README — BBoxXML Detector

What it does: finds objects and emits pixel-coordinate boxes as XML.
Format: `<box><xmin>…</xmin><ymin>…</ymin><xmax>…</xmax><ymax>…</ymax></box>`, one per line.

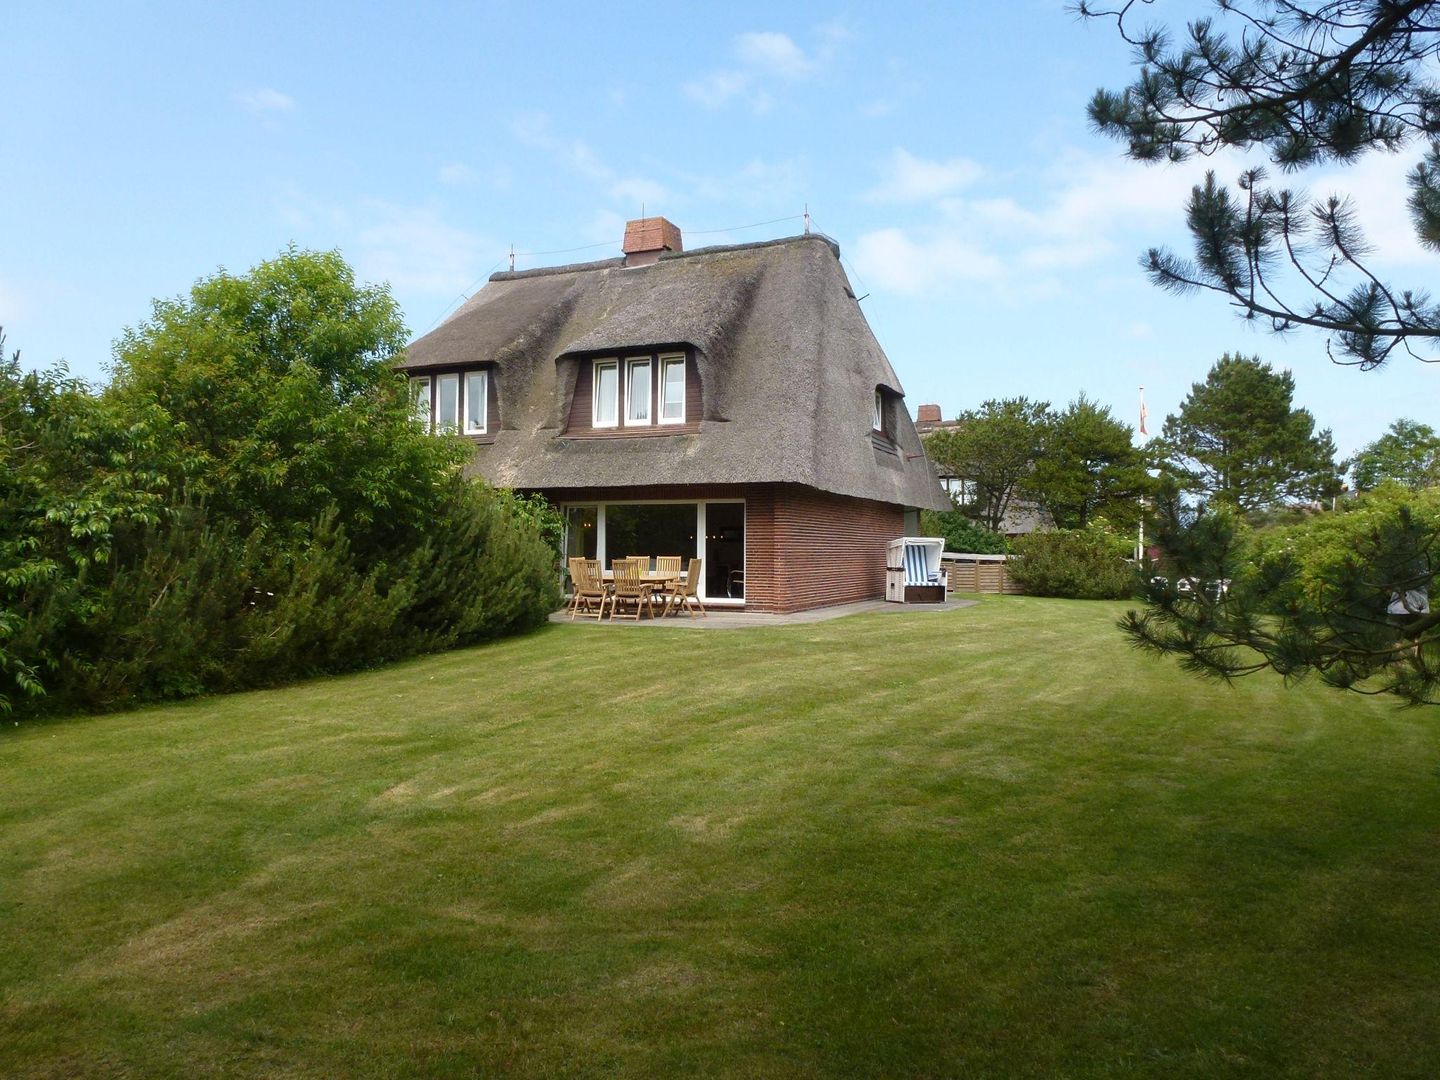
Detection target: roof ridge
<box><xmin>490</xmin><ymin>232</ymin><xmax>839</xmax><ymax>283</ymax></box>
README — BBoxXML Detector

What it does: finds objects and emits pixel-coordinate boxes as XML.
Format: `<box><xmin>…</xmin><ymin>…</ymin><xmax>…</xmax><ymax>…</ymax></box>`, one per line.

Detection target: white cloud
<box><xmin>1302</xmin><ymin>150</ymin><xmax>1430</xmax><ymax>266</ymax></box>
<box><xmin>734</xmin><ymin>31</ymin><xmax>815</xmax><ymax>79</ymax></box>
<box><xmin>685</xmin><ymin>25</ymin><xmax>843</xmax><ymax>111</ymax></box>
<box><xmin>350</xmin><ymin>201</ymin><xmax>491</xmax><ymax>298</ymax></box>
<box><xmin>851</xmin><ymin>228</ymin><xmax>1005</xmax><ymax>295</ymax></box>
<box><xmin>277</xmin><ymin>189</ymin><xmax>493</xmax><ymax>303</ymax></box>
<box><xmin>234</xmin><ymin>87</ymin><xmax>295</xmax><ymax>114</ymax></box>
<box><xmin>437</xmin><ymin>163</ymin><xmax>474</xmax><ymax>186</ymax></box>
<box><xmin>685</xmin><ymin>70</ymin><xmax>766</xmax><ymax>111</ymax></box>
<box><xmin>511</xmin><ymin>112</ymin><xmax>673</xmax><ymax>207</ymax></box>
<box><xmin>868</xmin><ymin>148</ymin><xmax>984</xmax><ymax>203</ymax></box>
<box><xmin>851</xmin><ymin>149</ymin><xmax>1231</xmax><ymax>297</ymax></box>
<box><xmin>686</xmin><ymin>158</ymin><xmax>805</xmax><ymax>206</ymax></box>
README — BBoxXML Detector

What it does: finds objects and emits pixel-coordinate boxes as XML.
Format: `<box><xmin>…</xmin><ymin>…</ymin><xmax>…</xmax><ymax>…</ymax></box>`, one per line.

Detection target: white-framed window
<box><xmin>465</xmin><ymin>370</ymin><xmax>488</xmax><ymax>435</ymax></box>
<box><xmin>625</xmin><ymin>358</ymin><xmax>652</xmax><ymax>425</ymax></box>
<box><xmin>873</xmin><ymin>389</ymin><xmax>885</xmax><ymax>433</ymax></box>
<box><xmin>942</xmin><ymin>477</ymin><xmax>977</xmax><ymax>506</ymax></box>
<box><xmin>660</xmin><ymin>355</ymin><xmax>686</xmax><ymax>424</ymax></box>
<box><xmin>593</xmin><ymin>359</ymin><xmax>619</xmax><ymax>428</ymax></box>
<box><xmin>436</xmin><ymin>373</ymin><xmax>460</xmax><ymax>432</ymax></box>
<box><xmin>410</xmin><ymin>376</ymin><xmax>432</xmax><ymax>429</ymax></box>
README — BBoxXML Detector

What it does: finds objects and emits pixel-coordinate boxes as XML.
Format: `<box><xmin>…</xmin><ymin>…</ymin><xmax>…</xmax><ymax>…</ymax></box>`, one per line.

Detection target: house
<box><xmin>913</xmin><ymin>404</ymin><xmax>1052</xmax><ymax>536</ymax></box>
<box><xmin>399</xmin><ymin>217</ymin><xmax>948</xmax><ymax>613</ymax></box>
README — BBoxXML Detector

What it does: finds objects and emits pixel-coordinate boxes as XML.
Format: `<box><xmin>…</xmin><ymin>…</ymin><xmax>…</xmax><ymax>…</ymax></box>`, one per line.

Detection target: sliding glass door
<box><xmin>561</xmin><ymin>500</ymin><xmax>745</xmax><ymax>603</ymax></box>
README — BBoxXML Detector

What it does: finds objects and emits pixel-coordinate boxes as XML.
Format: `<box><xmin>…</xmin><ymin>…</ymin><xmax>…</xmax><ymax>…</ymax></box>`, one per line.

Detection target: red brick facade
<box><xmin>536</xmin><ymin>482</ymin><xmax>905</xmax><ymax>614</ymax></box>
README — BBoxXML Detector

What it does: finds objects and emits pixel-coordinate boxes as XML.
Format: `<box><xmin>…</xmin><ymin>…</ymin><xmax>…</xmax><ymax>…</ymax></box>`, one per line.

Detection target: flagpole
<box><xmin>1137</xmin><ymin>386</ymin><xmax>1147</xmax><ymax>562</ymax></box>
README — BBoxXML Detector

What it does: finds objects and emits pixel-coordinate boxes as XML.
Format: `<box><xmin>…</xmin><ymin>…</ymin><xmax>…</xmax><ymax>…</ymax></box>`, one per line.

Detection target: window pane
<box><xmin>594</xmin><ymin>362</ymin><xmax>618</xmax><ymax>426</ymax></box>
<box><xmin>410</xmin><ymin>377</ymin><xmax>431</xmax><ymax>427</ymax></box>
<box><xmin>873</xmin><ymin>390</ymin><xmax>884</xmax><ymax>431</ymax></box>
<box><xmin>437</xmin><ymin>374</ymin><xmax>460</xmax><ymax>431</ymax></box>
<box><xmin>465</xmin><ymin>371</ymin><xmax>487</xmax><ymax>433</ymax></box>
<box><xmin>604</xmin><ymin>503</ymin><xmax>696</xmax><ymax>567</ymax></box>
<box><xmin>705</xmin><ymin>501</ymin><xmax>744</xmax><ymax>600</ymax></box>
<box><xmin>661</xmin><ymin>358</ymin><xmax>685</xmax><ymax>421</ymax></box>
<box><xmin>564</xmin><ymin>505</ymin><xmax>598</xmax><ymax>560</ymax></box>
<box><xmin>626</xmin><ymin>360</ymin><xmax>651</xmax><ymax>423</ymax></box>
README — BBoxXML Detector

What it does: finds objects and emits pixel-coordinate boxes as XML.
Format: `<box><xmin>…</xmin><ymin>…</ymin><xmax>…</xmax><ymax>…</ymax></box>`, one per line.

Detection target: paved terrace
<box><xmin>550</xmin><ymin>596</ymin><xmax>978</xmax><ymax>629</ymax></box>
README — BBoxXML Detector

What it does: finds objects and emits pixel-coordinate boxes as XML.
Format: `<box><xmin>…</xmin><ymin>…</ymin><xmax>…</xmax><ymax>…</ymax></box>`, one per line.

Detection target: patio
<box><xmin>550</xmin><ymin>595</ymin><xmax>977</xmax><ymax>628</ymax></box>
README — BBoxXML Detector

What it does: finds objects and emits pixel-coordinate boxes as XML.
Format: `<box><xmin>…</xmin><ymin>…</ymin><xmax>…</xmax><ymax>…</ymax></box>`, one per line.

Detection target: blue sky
<box><xmin>5</xmin><ymin>1</ymin><xmax>1435</xmax><ymax>458</ymax></box>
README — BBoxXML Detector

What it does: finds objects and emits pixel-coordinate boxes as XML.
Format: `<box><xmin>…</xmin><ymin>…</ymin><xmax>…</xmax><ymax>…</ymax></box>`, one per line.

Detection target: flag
<box><xmin>1138</xmin><ymin>387</ymin><xmax>1148</xmax><ymax>437</ymax></box>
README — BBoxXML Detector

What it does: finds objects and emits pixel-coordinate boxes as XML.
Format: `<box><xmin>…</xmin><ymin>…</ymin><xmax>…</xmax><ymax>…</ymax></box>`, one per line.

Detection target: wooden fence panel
<box><xmin>942</xmin><ymin>554</ymin><xmax>1025</xmax><ymax>595</ymax></box>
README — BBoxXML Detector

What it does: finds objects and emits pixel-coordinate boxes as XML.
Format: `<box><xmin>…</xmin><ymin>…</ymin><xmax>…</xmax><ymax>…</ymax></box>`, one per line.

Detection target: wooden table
<box><xmin>599</xmin><ymin>571</ymin><xmax>680</xmax><ymax>618</ymax></box>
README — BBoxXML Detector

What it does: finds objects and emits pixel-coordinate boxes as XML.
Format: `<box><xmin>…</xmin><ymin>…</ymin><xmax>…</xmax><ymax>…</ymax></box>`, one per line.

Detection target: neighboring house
<box><xmin>913</xmin><ymin>405</ymin><xmax>1052</xmax><ymax>536</ymax></box>
<box><xmin>399</xmin><ymin>217</ymin><xmax>948</xmax><ymax>613</ymax></box>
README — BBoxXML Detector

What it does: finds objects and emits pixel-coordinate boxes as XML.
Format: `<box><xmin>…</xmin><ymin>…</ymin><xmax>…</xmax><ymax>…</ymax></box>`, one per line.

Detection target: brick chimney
<box><xmin>916</xmin><ymin>404</ymin><xmax>942</xmax><ymax>425</ymax></box>
<box><xmin>622</xmin><ymin>216</ymin><xmax>683</xmax><ymax>266</ymax></box>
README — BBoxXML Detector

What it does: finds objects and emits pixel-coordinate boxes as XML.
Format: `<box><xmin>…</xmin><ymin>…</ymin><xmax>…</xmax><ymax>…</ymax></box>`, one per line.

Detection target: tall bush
<box><xmin>1008</xmin><ymin>524</ymin><xmax>1138</xmax><ymax>600</ymax></box>
<box><xmin>1</xmin><ymin>251</ymin><xmax>562</xmax><ymax>720</ymax></box>
<box><xmin>921</xmin><ymin>509</ymin><xmax>1010</xmax><ymax>555</ymax></box>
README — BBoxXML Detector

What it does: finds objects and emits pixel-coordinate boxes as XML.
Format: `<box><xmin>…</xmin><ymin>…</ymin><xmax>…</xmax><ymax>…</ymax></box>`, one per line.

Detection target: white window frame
<box><xmin>409</xmin><ymin>375</ymin><xmax>432</xmax><ymax>430</ymax></box>
<box><xmin>464</xmin><ymin>370</ymin><xmax>488</xmax><ymax>435</ymax></box>
<box><xmin>659</xmin><ymin>354</ymin><xmax>686</xmax><ymax>425</ymax></box>
<box><xmin>435</xmin><ymin>373</ymin><xmax>461</xmax><ymax>432</ymax></box>
<box><xmin>592</xmin><ymin>359</ymin><xmax>619</xmax><ymax>428</ymax></box>
<box><xmin>624</xmin><ymin>357</ymin><xmax>652</xmax><ymax>426</ymax></box>
<box><xmin>873</xmin><ymin>388</ymin><xmax>885</xmax><ymax>433</ymax></box>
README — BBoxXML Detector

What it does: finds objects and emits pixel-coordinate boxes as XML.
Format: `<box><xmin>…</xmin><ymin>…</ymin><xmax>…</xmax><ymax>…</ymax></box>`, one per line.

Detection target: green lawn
<box><xmin>3</xmin><ymin>597</ymin><xmax>1439</xmax><ymax>1079</ymax></box>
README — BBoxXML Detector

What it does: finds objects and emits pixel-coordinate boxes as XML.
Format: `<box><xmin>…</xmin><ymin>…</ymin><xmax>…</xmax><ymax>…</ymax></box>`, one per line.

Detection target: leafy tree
<box><xmin>920</xmin><ymin>509</ymin><xmax>1011</xmax><ymax>554</ymax></box>
<box><xmin>1155</xmin><ymin>353</ymin><xmax>1342</xmax><ymax>511</ymax></box>
<box><xmin>0</xmin><ymin>251</ymin><xmax>561</xmax><ymax>719</ymax></box>
<box><xmin>105</xmin><ymin>246</ymin><xmax>461</xmax><ymax>550</ymax></box>
<box><xmin>1079</xmin><ymin>0</ymin><xmax>1440</xmax><ymax>368</ymax></box>
<box><xmin>923</xmin><ymin>398</ymin><xmax>1051</xmax><ymax>532</ymax></box>
<box><xmin>1123</xmin><ymin>484</ymin><xmax>1439</xmax><ymax>705</ymax></box>
<box><xmin>0</xmin><ymin>330</ymin><xmax>165</xmax><ymax>712</ymax></box>
<box><xmin>1026</xmin><ymin>394</ymin><xmax>1149</xmax><ymax>529</ymax></box>
<box><xmin>1351</xmin><ymin>417</ymin><xmax>1440</xmax><ymax>490</ymax></box>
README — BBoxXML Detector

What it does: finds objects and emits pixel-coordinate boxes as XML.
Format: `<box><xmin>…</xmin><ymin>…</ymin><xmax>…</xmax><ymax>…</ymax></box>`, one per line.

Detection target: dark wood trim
<box><xmin>564</xmin><ymin>348</ymin><xmax>702</xmax><ymax>437</ymax></box>
<box><xmin>408</xmin><ymin>363</ymin><xmax>499</xmax><ymax>444</ymax></box>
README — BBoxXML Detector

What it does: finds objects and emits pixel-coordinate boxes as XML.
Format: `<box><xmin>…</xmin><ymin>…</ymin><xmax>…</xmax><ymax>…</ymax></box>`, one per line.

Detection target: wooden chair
<box><xmin>653</xmin><ymin>556</ymin><xmax>684</xmax><ymax>611</ymax></box>
<box><xmin>568</xmin><ymin>558</ymin><xmax>609</xmax><ymax>620</ymax></box>
<box><xmin>664</xmin><ymin>558</ymin><xmax>706</xmax><ymax>618</ymax></box>
<box><xmin>610</xmin><ymin>559</ymin><xmax>655</xmax><ymax>620</ymax></box>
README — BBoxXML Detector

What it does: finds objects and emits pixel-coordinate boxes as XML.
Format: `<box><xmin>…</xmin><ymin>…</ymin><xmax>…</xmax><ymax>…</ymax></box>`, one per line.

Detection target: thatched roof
<box><xmin>401</xmin><ymin>233</ymin><xmax>949</xmax><ymax>510</ymax></box>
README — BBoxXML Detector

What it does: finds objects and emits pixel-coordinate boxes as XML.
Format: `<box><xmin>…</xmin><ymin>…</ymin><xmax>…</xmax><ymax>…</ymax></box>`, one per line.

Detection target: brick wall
<box><xmin>749</xmin><ymin>484</ymin><xmax>903</xmax><ymax>612</ymax></box>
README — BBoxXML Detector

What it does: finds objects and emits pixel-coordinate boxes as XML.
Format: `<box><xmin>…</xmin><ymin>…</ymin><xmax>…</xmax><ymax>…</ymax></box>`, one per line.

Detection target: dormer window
<box><xmin>436</xmin><ymin>373</ymin><xmax>460</xmax><ymax>432</ymax></box>
<box><xmin>625</xmin><ymin>358</ymin><xmax>652</xmax><ymax>425</ymax></box>
<box><xmin>410</xmin><ymin>376</ymin><xmax>432</xmax><ymax>427</ymax></box>
<box><xmin>873</xmin><ymin>389</ymin><xmax>885</xmax><ymax>434</ymax></box>
<box><xmin>408</xmin><ymin>369</ymin><xmax>495</xmax><ymax>437</ymax></box>
<box><xmin>465</xmin><ymin>370</ymin><xmax>489</xmax><ymax>435</ymax></box>
<box><xmin>565</xmin><ymin>352</ymin><xmax>696</xmax><ymax>436</ymax></box>
<box><xmin>593</xmin><ymin>359</ymin><xmax>620</xmax><ymax>428</ymax></box>
<box><xmin>660</xmin><ymin>354</ymin><xmax>686</xmax><ymax>424</ymax></box>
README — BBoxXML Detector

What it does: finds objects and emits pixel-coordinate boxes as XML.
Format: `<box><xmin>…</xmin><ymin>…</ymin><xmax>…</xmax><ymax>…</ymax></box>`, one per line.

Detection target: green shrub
<box><xmin>1248</xmin><ymin>484</ymin><xmax>1440</xmax><ymax>608</ymax></box>
<box><xmin>920</xmin><ymin>509</ymin><xmax>1010</xmax><ymax>555</ymax></box>
<box><xmin>1008</xmin><ymin>525</ymin><xmax>1138</xmax><ymax>599</ymax></box>
<box><xmin>1</xmin><ymin>251</ymin><xmax>565</xmax><ymax>721</ymax></box>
